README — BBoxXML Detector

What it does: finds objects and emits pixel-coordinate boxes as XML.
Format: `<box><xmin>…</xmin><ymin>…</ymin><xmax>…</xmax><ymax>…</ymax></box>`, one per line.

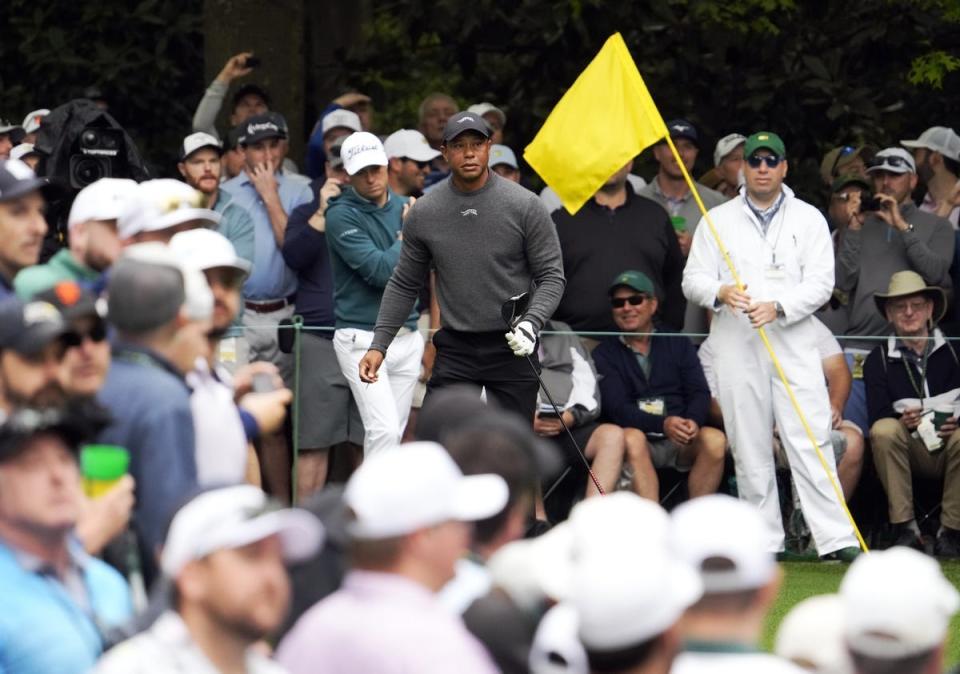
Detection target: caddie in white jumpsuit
<box><xmin>682</xmin><ymin>131</ymin><xmax>858</xmax><ymax>556</ymax></box>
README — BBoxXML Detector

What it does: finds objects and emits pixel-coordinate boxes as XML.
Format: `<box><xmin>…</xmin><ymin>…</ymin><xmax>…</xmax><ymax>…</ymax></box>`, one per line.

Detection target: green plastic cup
<box><xmin>80</xmin><ymin>444</ymin><xmax>129</xmax><ymax>498</ymax></box>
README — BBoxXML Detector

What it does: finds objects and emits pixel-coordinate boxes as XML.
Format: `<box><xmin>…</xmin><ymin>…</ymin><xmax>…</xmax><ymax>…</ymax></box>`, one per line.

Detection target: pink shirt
<box><xmin>276</xmin><ymin>570</ymin><xmax>500</xmax><ymax>674</ymax></box>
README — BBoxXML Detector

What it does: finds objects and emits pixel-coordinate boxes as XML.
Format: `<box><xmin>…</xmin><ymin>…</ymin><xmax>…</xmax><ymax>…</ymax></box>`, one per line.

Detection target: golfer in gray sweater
<box><xmin>360</xmin><ymin>112</ymin><xmax>565</xmax><ymax>418</ymax></box>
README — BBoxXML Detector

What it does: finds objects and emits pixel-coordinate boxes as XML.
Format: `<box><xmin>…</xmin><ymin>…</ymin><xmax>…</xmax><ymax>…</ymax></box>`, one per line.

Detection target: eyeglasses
<box><xmin>402</xmin><ymin>158</ymin><xmax>431</xmax><ymax>170</ymax></box>
<box><xmin>746</xmin><ymin>154</ymin><xmax>783</xmax><ymax>169</ymax></box>
<box><xmin>887</xmin><ymin>299</ymin><xmax>930</xmax><ymax>315</ymax></box>
<box><xmin>62</xmin><ymin>321</ymin><xmax>108</xmax><ymax>348</ymax></box>
<box><xmin>611</xmin><ymin>294</ymin><xmax>650</xmax><ymax>309</ymax></box>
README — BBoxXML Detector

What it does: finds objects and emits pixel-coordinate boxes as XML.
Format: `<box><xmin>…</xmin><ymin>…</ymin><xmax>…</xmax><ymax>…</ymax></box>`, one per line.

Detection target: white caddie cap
<box><xmin>118</xmin><ymin>178</ymin><xmax>220</xmax><ymax>240</ymax></box>
<box><xmin>383</xmin><ymin>129</ymin><xmax>441</xmax><ymax>162</ymax></box>
<box><xmin>21</xmin><ymin>109</ymin><xmax>50</xmax><ymax>135</ymax></box>
<box><xmin>900</xmin><ymin>126</ymin><xmax>960</xmax><ymax>161</ymax></box>
<box><xmin>340</xmin><ymin>131</ymin><xmax>389</xmax><ymax>177</ymax></box>
<box><xmin>572</xmin><ymin>546</ymin><xmax>702</xmax><ymax>652</ymax></box>
<box><xmin>344</xmin><ymin>441</ymin><xmax>508</xmax><ymax>539</ymax></box>
<box><xmin>161</xmin><ymin>485</ymin><xmax>323</xmax><ymax>578</ymax></box>
<box><xmin>180</xmin><ymin>131</ymin><xmax>223</xmax><ymax>161</ymax></box>
<box><xmin>67</xmin><ymin>177</ymin><xmax>139</xmax><ymax>230</ymax></box>
<box><xmin>714</xmin><ymin>133</ymin><xmax>746</xmax><ymax>167</ymax></box>
<box><xmin>670</xmin><ymin>494</ymin><xmax>776</xmax><ymax>593</ymax></box>
<box><xmin>489</xmin><ymin>144</ymin><xmax>519</xmax><ymax>170</ymax></box>
<box><xmin>866</xmin><ymin>147</ymin><xmax>916</xmax><ymax>175</ymax></box>
<box><xmin>169</xmin><ymin>228</ymin><xmax>252</xmax><ymax>278</ymax></box>
<box><xmin>775</xmin><ymin>594</ymin><xmax>854</xmax><ymax>674</ymax></box>
<box><xmin>467</xmin><ymin>102</ymin><xmax>506</xmax><ymax>127</ymax></box>
<box><xmin>840</xmin><ymin>546</ymin><xmax>959</xmax><ymax>659</ymax></box>
<box><xmin>321</xmin><ymin>109</ymin><xmax>362</xmax><ymax>138</ymax></box>
<box><xmin>10</xmin><ymin>143</ymin><xmax>39</xmax><ymax>162</ymax></box>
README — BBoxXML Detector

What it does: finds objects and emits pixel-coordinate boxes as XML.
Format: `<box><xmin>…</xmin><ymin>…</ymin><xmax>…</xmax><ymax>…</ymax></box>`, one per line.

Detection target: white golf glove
<box><xmin>505</xmin><ymin>320</ymin><xmax>537</xmax><ymax>357</ymax></box>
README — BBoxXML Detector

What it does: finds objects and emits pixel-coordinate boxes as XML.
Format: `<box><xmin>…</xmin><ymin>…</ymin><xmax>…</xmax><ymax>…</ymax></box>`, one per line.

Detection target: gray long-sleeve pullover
<box><xmin>836</xmin><ymin>203</ymin><xmax>954</xmax><ymax>349</ymax></box>
<box><xmin>371</xmin><ymin>172</ymin><xmax>565</xmax><ymax>352</ymax></box>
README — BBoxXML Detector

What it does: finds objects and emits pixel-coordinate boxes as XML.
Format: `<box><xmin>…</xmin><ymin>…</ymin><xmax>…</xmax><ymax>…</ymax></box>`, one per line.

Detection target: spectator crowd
<box><xmin>2</xmin><ymin>48</ymin><xmax>960</xmax><ymax>673</ymax></box>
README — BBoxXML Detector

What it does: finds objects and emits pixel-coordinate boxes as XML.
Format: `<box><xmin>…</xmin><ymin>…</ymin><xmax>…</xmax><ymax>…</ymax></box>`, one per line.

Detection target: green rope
<box><xmin>290</xmin><ymin>315</ymin><xmax>304</xmax><ymax>504</ymax></box>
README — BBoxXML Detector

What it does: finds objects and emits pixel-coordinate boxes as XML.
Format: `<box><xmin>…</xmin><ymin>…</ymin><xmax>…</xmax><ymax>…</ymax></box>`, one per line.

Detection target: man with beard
<box><xmin>177</xmin><ymin>132</ymin><xmax>255</xmax><ymax>269</ymax></box>
<box><xmin>0</xmin><ymin>296</ymin><xmax>72</xmax><ymax>412</ymax></box>
<box><xmin>171</xmin><ymin>229</ymin><xmax>292</xmax><ymax>486</ymax></box>
<box><xmin>15</xmin><ymin>178</ymin><xmax>137</xmax><ymax>297</ymax></box>
<box><xmin>0</xmin><ymin>159</ymin><xmax>53</xmax><ymax>299</ymax></box>
<box><xmin>95</xmin><ymin>485</ymin><xmax>323</xmax><ymax>674</ymax></box>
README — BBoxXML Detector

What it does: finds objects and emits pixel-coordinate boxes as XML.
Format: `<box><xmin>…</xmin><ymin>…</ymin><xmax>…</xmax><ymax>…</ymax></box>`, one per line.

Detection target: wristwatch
<box><xmin>774</xmin><ymin>301</ymin><xmax>785</xmax><ymax>319</ymax></box>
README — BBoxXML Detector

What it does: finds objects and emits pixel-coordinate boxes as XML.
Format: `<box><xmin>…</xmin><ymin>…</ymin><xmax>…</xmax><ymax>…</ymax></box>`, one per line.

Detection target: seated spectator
<box><xmin>864</xmin><ymin>271</ymin><xmax>960</xmax><ymax>555</ymax></box>
<box><xmin>489</xmin><ymin>144</ymin><xmax>521</xmax><ymax>183</ymax></box>
<box><xmin>836</xmin><ymin>148</ymin><xmax>954</xmax><ymax>435</ymax></box>
<box><xmin>95</xmin><ymin>485</ymin><xmax>322</xmax><ymax>674</ymax></box>
<box><xmin>0</xmin><ymin>296</ymin><xmax>73</xmax><ymax>411</ymax></box>
<box><xmin>840</xmin><ymin>548</ymin><xmax>958</xmax><ymax>674</ymax></box>
<box><xmin>670</xmin><ymin>495</ymin><xmax>804</xmax><ymax>673</ymax></box>
<box><xmin>118</xmin><ymin>178</ymin><xmax>221</xmax><ymax>245</ymax></box>
<box><xmin>536</xmin><ymin>319</ymin><xmax>636</xmax><ymax>499</ymax></box>
<box><xmin>0</xmin><ymin>405</ymin><xmax>132</xmax><ymax>673</ymax></box>
<box><xmin>593</xmin><ymin>271</ymin><xmax>726</xmax><ymax>500</ymax></box>
<box><xmin>97</xmin><ymin>245</ymin><xmax>212</xmax><ymax>582</ymax></box>
<box><xmin>903</xmin><ymin>126</ymin><xmax>960</xmax><ymax>227</ymax></box>
<box><xmin>384</xmin><ymin>128</ymin><xmax>440</xmax><ymax>197</ymax></box>
<box><xmin>15</xmin><ymin>178</ymin><xmax>136</xmax><ymax>297</ymax></box>
<box><xmin>0</xmin><ymin>158</ymin><xmax>52</xmax><ymax>298</ymax></box>
<box><xmin>638</xmin><ymin>119</ymin><xmax>726</xmax><ymax>337</ymax></box>
<box><xmin>276</xmin><ymin>442</ymin><xmax>506</xmax><ymax>673</ymax></box>
<box><xmin>819</xmin><ymin>144</ymin><xmax>871</xmax><ymax>189</ymax></box>
<box><xmin>176</xmin><ymin>132</ymin><xmax>255</xmax><ymax>268</ymax></box>
<box><xmin>467</xmin><ymin>102</ymin><xmax>506</xmax><ymax>145</ymax></box>
<box><xmin>552</xmin><ymin>159</ymin><xmax>686</xmax><ymax>335</ymax></box>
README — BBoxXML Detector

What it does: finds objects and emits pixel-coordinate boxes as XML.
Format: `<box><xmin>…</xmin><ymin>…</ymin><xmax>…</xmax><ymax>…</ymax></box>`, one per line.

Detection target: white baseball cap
<box><xmin>866</xmin><ymin>147</ymin><xmax>916</xmax><ymax>175</ymax></box>
<box><xmin>321</xmin><ymin>109</ymin><xmax>362</xmax><ymax>138</ymax></box>
<box><xmin>67</xmin><ymin>177</ymin><xmax>139</xmax><ymax>229</ymax></box>
<box><xmin>775</xmin><ymin>594</ymin><xmax>854</xmax><ymax>674</ymax></box>
<box><xmin>572</xmin><ymin>546</ymin><xmax>702</xmax><ymax>652</ymax></box>
<box><xmin>714</xmin><ymin>133</ymin><xmax>746</xmax><ymax>166</ymax></box>
<box><xmin>10</xmin><ymin>143</ymin><xmax>38</xmax><ymax>162</ymax></box>
<box><xmin>119</xmin><ymin>242</ymin><xmax>214</xmax><ymax>323</ymax></box>
<box><xmin>180</xmin><ymin>131</ymin><xmax>223</xmax><ymax>160</ymax></box>
<box><xmin>21</xmin><ymin>109</ymin><xmax>49</xmax><ymax>135</ymax></box>
<box><xmin>344</xmin><ymin>441</ymin><xmax>508</xmax><ymax>539</ymax></box>
<box><xmin>670</xmin><ymin>494</ymin><xmax>775</xmax><ymax>593</ymax></box>
<box><xmin>841</xmin><ymin>546</ymin><xmax>959</xmax><ymax>659</ymax></box>
<box><xmin>383</xmin><ymin>129</ymin><xmax>440</xmax><ymax>162</ymax></box>
<box><xmin>489</xmin><ymin>144</ymin><xmax>518</xmax><ymax>169</ymax></box>
<box><xmin>169</xmin><ymin>228</ymin><xmax>252</xmax><ymax>278</ymax></box>
<box><xmin>467</xmin><ymin>102</ymin><xmax>506</xmax><ymax>127</ymax></box>
<box><xmin>118</xmin><ymin>178</ymin><xmax>220</xmax><ymax>239</ymax></box>
<box><xmin>901</xmin><ymin>126</ymin><xmax>960</xmax><ymax>161</ymax></box>
<box><xmin>340</xmin><ymin>131</ymin><xmax>389</xmax><ymax>177</ymax></box>
<box><xmin>161</xmin><ymin>485</ymin><xmax>323</xmax><ymax>577</ymax></box>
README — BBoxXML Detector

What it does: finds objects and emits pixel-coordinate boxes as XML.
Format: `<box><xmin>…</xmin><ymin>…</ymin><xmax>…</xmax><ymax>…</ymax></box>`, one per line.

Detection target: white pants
<box><xmin>333</xmin><ymin>327</ymin><xmax>424</xmax><ymax>457</ymax></box>
<box><xmin>713</xmin><ymin>313</ymin><xmax>857</xmax><ymax>555</ymax></box>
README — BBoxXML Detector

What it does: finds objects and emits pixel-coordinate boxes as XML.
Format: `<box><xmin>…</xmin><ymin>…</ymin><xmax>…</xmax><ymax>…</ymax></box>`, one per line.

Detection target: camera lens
<box><xmin>81</xmin><ymin>130</ymin><xmax>98</xmax><ymax>147</ymax></box>
<box><xmin>72</xmin><ymin>157</ymin><xmax>106</xmax><ymax>187</ymax></box>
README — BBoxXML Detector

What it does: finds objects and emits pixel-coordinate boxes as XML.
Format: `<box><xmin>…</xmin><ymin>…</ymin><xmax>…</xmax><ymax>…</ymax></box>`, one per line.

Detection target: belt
<box><xmin>244</xmin><ymin>296</ymin><xmax>294</xmax><ymax>313</ymax></box>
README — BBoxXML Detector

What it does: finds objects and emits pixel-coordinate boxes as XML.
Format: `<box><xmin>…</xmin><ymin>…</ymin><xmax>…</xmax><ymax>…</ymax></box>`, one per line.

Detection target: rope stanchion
<box><xmin>290</xmin><ymin>315</ymin><xmax>304</xmax><ymax>505</ymax></box>
<box><xmin>663</xmin><ymin>134</ymin><xmax>869</xmax><ymax>553</ymax></box>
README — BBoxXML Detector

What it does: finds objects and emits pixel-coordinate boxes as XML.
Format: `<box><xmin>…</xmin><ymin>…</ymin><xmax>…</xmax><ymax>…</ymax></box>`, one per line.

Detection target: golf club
<box><xmin>501</xmin><ymin>293</ymin><xmax>605</xmax><ymax>495</ymax></box>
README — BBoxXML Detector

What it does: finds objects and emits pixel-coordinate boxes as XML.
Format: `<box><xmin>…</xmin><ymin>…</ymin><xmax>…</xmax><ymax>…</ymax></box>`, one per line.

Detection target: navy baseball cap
<box><xmin>0</xmin><ymin>297</ymin><xmax>70</xmax><ymax>356</ymax></box>
<box><xmin>442</xmin><ymin>112</ymin><xmax>491</xmax><ymax>143</ymax></box>
<box><xmin>666</xmin><ymin>119</ymin><xmax>699</xmax><ymax>147</ymax></box>
<box><xmin>237</xmin><ymin>113</ymin><xmax>286</xmax><ymax>146</ymax></box>
<box><xmin>0</xmin><ymin>159</ymin><xmax>50</xmax><ymax>203</ymax></box>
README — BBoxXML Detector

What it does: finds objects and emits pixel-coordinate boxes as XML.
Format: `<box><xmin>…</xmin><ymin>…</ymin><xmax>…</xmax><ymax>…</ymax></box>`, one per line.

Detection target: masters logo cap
<box><xmin>608</xmin><ymin>270</ymin><xmax>656</xmax><ymax>296</ymax></box>
<box><xmin>744</xmin><ymin>131</ymin><xmax>786</xmax><ymax>158</ymax></box>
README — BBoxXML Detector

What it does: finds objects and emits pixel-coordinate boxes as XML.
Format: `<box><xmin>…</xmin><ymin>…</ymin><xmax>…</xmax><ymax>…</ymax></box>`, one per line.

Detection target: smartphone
<box><xmin>244</xmin><ymin>55</ymin><xmax>262</xmax><ymax>69</ymax></box>
<box><xmin>251</xmin><ymin>372</ymin><xmax>276</xmax><ymax>393</ymax></box>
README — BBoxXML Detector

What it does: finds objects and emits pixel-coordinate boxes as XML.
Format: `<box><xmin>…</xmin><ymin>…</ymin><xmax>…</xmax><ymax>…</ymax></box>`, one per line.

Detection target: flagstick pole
<box><xmin>663</xmin><ymin>134</ymin><xmax>869</xmax><ymax>553</ymax></box>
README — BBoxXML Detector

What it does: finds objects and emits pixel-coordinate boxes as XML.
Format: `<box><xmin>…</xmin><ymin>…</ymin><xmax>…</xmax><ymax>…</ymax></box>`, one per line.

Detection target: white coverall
<box><xmin>682</xmin><ymin>186</ymin><xmax>857</xmax><ymax>554</ymax></box>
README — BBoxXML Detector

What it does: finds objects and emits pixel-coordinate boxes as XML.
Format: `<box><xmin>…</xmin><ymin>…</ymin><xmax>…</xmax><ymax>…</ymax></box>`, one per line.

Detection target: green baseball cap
<box><xmin>744</xmin><ymin>131</ymin><xmax>786</xmax><ymax>159</ymax></box>
<box><xmin>831</xmin><ymin>173</ymin><xmax>871</xmax><ymax>193</ymax></box>
<box><xmin>609</xmin><ymin>270</ymin><xmax>655</xmax><ymax>296</ymax></box>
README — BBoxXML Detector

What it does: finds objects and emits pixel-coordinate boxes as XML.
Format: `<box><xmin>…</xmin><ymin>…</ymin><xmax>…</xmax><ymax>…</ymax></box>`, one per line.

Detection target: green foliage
<box><xmin>0</xmin><ymin>0</ymin><xmax>203</xmax><ymax>176</ymax></box>
<box><xmin>337</xmin><ymin>0</ymin><xmax>959</xmax><ymax>201</ymax></box>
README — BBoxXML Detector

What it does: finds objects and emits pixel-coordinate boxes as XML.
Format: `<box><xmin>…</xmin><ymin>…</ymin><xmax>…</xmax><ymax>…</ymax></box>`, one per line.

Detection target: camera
<box><xmin>244</xmin><ymin>55</ymin><xmax>261</xmax><ymax>69</ymax></box>
<box><xmin>68</xmin><ymin>127</ymin><xmax>126</xmax><ymax>188</ymax></box>
<box><xmin>859</xmin><ymin>195</ymin><xmax>883</xmax><ymax>212</ymax></box>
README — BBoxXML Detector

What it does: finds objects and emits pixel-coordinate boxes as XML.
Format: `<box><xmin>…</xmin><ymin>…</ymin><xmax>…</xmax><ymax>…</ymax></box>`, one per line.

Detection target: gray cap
<box><xmin>108</xmin><ymin>256</ymin><xmax>185</xmax><ymax>335</ymax></box>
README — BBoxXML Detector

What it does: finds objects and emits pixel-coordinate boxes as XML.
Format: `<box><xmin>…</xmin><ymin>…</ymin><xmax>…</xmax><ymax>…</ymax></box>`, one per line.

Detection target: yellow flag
<box><xmin>524</xmin><ymin>33</ymin><xmax>668</xmax><ymax>214</ymax></box>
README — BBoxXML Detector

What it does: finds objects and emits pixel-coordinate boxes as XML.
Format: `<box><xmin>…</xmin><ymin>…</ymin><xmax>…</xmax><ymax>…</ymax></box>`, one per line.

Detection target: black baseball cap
<box><xmin>0</xmin><ymin>297</ymin><xmax>69</xmax><ymax>356</ymax></box>
<box><xmin>33</xmin><ymin>281</ymin><xmax>103</xmax><ymax>322</ymax></box>
<box><xmin>666</xmin><ymin>119</ymin><xmax>699</xmax><ymax>146</ymax></box>
<box><xmin>238</xmin><ymin>113</ymin><xmax>286</xmax><ymax>147</ymax></box>
<box><xmin>232</xmin><ymin>83</ymin><xmax>271</xmax><ymax>110</ymax></box>
<box><xmin>0</xmin><ymin>404</ymin><xmax>108</xmax><ymax>464</ymax></box>
<box><xmin>441</xmin><ymin>112</ymin><xmax>491</xmax><ymax>143</ymax></box>
<box><xmin>0</xmin><ymin>159</ymin><xmax>50</xmax><ymax>203</ymax></box>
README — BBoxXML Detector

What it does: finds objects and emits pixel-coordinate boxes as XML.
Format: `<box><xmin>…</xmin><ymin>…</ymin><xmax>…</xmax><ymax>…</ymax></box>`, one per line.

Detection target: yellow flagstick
<box><xmin>663</xmin><ymin>134</ymin><xmax>869</xmax><ymax>554</ymax></box>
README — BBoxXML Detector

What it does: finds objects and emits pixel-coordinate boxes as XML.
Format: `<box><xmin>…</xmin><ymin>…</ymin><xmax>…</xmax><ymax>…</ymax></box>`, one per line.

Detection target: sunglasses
<box><xmin>869</xmin><ymin>156</ymin><xmax>913</xmax><ymax>171</ymax></box>
<box><xmin>611</xmin><ymin>294</ymin><xmax>650</xmax><ymax>309</ymax></box>
<box><xmin>830</xmin><ymin>145</ymin><xmax>857</xmax><ymax>176</ymax></box>
<box><xmin>62</xmin><ymin>320</ymin><xmax>108</xmax><ymax>348</ymax></box>
<box><xmin>746</xmin><ymin>154</ymin><xmax>783</xmax><ymax>169</ymax></box>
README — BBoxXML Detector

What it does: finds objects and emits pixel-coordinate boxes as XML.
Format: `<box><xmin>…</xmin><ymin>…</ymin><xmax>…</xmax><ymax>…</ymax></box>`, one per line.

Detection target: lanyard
<box><xmin>902</xmin><ymin>342</ymin><xmax>931</xmax><ymax>399</ymax></box>
<box><xmin>746</xmin><ymin>194</ymin><xmax>788</xmax><ymax>265</ymax></box>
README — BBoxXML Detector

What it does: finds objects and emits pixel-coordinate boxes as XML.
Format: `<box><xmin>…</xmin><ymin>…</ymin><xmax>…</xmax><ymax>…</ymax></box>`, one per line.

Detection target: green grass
<box><xmin>762</xmin><ymin>560</ymin><xmax>960</xmax><ymax>664</ymax></box>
